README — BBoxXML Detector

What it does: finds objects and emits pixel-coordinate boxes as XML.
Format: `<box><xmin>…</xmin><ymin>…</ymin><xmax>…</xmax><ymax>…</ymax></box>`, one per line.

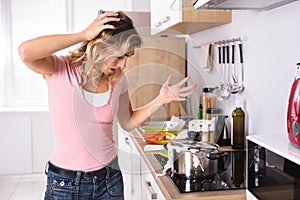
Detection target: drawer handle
<box><xmin>145</xmin><ymin>181</ymin><xmax>158</xmax><ymax>199</ymax></box>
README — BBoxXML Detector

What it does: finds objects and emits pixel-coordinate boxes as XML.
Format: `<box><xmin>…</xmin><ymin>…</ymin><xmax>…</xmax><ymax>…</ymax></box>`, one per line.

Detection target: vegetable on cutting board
<box><xmin>142</xmin><ymin>131</ymin><xmax>176</xmax><ymax>145</ymax></box>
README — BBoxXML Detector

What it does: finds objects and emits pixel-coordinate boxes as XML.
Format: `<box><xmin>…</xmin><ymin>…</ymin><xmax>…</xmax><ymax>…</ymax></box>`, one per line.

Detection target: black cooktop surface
<box><xmin>154</xmin><ymin>150</ymin><xmax>246</xmax><ymax>193</ymax></box>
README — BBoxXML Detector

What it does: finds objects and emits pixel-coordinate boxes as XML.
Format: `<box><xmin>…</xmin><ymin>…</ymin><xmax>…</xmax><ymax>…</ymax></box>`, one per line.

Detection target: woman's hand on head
<box><xmin>158</xmin><ymin>75</ymin><xmax>197</xmax><ymax>105</ymax></box>
<box><xmin>81</xmin><ymin>12</ymin><xmax>120</xmax><ymax>41</ymax></box>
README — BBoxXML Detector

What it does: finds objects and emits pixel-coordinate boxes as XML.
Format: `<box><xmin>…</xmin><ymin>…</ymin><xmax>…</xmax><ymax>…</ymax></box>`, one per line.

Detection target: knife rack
<box><xmin>193</xmin><ymin>35</ymin><xmax>247</xmax><ymax>48</ymax></box>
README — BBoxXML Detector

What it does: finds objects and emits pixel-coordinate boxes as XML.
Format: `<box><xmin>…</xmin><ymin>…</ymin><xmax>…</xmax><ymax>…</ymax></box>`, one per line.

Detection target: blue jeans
<box><xmin>44</xmin><ymin>158</ymin><xmax>124</xmax><ymax>200</ymax></box>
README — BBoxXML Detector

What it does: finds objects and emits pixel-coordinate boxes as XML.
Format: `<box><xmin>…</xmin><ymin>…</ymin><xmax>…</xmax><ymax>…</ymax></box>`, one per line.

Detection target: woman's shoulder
<box><xmin>49</xmin><ymin>54</ymin><xmax>81</xmax><ymax>82</ymax></box>
<box><xmin>52</xmin><ymin>54</ymin><xmax>68</xmax><ymax>69</ymax></box>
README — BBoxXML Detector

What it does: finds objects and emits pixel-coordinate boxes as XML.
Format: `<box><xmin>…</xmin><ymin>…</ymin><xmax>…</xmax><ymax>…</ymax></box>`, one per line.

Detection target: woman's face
<box><xmin>103</xmin><ymin>51</ymin><xmax>134</xmax><ymax>75</ymax></box>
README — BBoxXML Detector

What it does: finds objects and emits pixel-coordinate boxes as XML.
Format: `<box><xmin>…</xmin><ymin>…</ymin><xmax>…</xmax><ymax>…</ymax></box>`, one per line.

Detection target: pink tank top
<box><xmin>46</xmin><ymin>55</ymin><xmax>128</xmax><ymax>172</ymax></box>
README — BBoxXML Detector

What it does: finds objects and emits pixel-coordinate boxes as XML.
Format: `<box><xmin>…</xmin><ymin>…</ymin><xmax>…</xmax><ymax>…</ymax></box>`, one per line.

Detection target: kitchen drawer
<box><xmin>141</xmin><ymin>158</ymin><xmax>166</xmax><ymax>200</ymax></box>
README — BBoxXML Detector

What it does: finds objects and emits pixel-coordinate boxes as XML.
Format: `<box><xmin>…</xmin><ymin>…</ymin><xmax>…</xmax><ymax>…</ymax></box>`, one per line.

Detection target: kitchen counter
<box><xmin>247</xmin><ymin>134</ymin><xmax>300</xmax><ymax>165</ymax></box>
<box><xmin>131</xmin><ymin>128</ymin><xmax>246</xmax><ymax>200</ymax></box>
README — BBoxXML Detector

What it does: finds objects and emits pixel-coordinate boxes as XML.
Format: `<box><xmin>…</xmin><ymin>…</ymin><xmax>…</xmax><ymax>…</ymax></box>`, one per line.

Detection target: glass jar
<box><xmin>202</xmin><ymin>87</ymin><xmax>217</xmax><ymax>120</ymax></box>
<box><xmin>206</xmin><ymin>108</ymin><xmax>223</xmax><ymax>143</ymax></box>
<box><xmin>188</xmin><ymin>119</ymin><xmax>213</xmax><ymax>143</ymax></box>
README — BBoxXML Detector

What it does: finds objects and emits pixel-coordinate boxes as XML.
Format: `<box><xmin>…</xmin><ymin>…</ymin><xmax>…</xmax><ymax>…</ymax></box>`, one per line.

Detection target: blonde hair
<box><xmin>67</xmin><ymin>11</ymin><xmax>142</xmax><ymax>88</ymax></box>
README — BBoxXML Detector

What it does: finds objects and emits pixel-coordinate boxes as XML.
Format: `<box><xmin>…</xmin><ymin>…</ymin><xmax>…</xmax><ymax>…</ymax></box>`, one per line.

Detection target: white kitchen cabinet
<box><xmin>151</xmin><ymin>0</ymin><xmax>231</xmax><ymax>35</ymax></box>
<box><xmin>117</xmin><ymin>124</ymin><xmax>141</xmax><ymax>200</ymax></box>
<box><xmin>31</xmin><ymin>112</ymin><xmax>53</xmax><ymax>173</ymax></box>
<box><xmin>141</xmin><ymin>158</ymin><xmax>166</xmax><ymax>200</ymax></box>
<box><xmin>117</xmin><ymin>124</ymin><xmax>166</xmax><ymax>200</ymax></box>
<box><xmin>0</xmin><ymin>111</ymin><xmax>53</xmax><ymax>175</ymax></box>
<box><xmin>247</xmin><ymin>134</ymin><xmax>300</xmax><ymax>200</ymax></box>
<box><xmin>151</xmin><ymin>0</ymin><xmax>181</xmax><ymax>35</ymax></box>
<box><xmin>0</xmin><ymin>113</ymin><xmax>32</xmax><ymax>174</ymax></box>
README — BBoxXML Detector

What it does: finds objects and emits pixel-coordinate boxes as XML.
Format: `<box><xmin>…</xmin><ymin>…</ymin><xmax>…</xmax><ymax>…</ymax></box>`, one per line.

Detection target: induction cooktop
<box><xmin>154</xmin><ymin>150</ymin><xmax>246</xmax><ymax>193</ymax></box>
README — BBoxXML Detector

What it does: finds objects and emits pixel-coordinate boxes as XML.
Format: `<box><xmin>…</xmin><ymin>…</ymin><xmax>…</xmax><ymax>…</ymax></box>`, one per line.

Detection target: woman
<box><xmin>18</xmin><ymin>11</ymin><xmax>196</xmax><ymax>199</ymax></box>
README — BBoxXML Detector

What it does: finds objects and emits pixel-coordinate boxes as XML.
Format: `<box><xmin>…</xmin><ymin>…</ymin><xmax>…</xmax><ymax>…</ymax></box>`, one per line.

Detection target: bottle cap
<box><xmin>202</xmin><ymin>87</ymin><xmax>215</xmax><ymax>93</ymax></box>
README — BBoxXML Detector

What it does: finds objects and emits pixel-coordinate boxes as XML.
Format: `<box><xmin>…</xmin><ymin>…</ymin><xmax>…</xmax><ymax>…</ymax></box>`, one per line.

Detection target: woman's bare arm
<box><xmin>117</xmin><ymin>75</ymin><xmax>196</xmax><ymax>131</ymax></box>
<box><xmin>18</xmin><ymin>12</ymin><xmax>120</xmax><ymax>78</ymax></box>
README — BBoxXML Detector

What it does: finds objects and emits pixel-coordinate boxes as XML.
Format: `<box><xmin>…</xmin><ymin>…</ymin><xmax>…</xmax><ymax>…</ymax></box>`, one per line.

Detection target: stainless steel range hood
<box><xmin>193</xmin><ymin>0</ymin><xmax>299</xmax><ymax>10</ymax></box>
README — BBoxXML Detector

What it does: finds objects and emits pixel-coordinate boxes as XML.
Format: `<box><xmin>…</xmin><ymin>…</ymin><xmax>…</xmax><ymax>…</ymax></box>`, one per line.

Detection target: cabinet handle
<box><xmin>124</xmin><ymin>137</ymin><xmax>131</xmax><ymax>146</ymax></box>
<box><xmin>154</xmin><ymin>16</ymin><xmax>171</xmax><ymax>27</ymax></box>
<box><xmin>144</xmin><ymin>181</ymin><xmax>158</xmax><ymax>200</ymax></box>
<box><xmin>161</xmin><ymin>16</ymin><xmax>170</xmax><ymax>23</ymax></box>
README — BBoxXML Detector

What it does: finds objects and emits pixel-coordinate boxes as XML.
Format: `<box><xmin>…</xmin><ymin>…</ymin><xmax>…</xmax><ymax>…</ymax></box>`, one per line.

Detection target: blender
<box><xmin>287</xmin><ymin>62</ymin><xmax>300</xmax><ymax>147</ymax></box>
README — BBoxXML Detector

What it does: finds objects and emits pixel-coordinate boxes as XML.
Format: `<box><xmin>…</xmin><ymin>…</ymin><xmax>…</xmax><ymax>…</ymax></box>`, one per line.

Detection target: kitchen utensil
<box><xmin>214</xmin><ymin>45</ymin><xmax>224</xmax><ymax>101</ymax></box>
<box><xmin>231</xmin><ymin>43</ymin><xmax>245</xmax><ymax>94</ymax></box>
<box><xmin>239</xmin><ymin>43</ymin><xmax>245</xmax><ymax>91</ymax></box>
<box><xmin>226</xmin><ymin>45</ymin><xmax>230</xmax><ymax>84</ymax></box>
<box><xmin>287</xmin><ymin>62</ymin><xmax>300</xmax><ymax>147</ymax></box>
<box><xmin>168</xmin><ymin>139</ymin><xmax>228</xmax><ymax>179</ymax></box>
<box><xmin>218</xmin><ymin>45</ymin><xmax>231</xmax><ymax>100</ymax></box>
<box><xmin>231</xmin><ymin>44</ymin><xmax>238</xmax><ymax>84</ymax></box>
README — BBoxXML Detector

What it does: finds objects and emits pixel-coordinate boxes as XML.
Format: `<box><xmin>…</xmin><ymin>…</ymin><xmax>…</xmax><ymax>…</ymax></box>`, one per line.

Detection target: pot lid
<box><xmin>169</xmin><ymin>138</ymin><xmax>218</xmax><ymax>151</ymax></box>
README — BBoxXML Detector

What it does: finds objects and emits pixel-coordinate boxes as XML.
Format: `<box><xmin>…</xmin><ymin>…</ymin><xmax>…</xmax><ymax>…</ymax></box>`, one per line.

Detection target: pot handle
<box><xmin>207</xmin><ymin>151</ymin><xmax>228</xmax><ymax>160</ymax></box>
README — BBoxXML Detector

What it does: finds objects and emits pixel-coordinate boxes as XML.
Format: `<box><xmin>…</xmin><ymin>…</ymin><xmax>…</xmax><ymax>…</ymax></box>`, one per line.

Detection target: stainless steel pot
<box><xmin>168</xmin><ymin>139</ymin><xmax>227</xmax><ymax>179</ymax></box>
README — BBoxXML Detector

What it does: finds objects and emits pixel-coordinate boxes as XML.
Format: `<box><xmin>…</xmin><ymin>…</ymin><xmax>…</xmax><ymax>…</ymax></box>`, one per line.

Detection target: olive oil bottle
<box><xmin>232</xmin><ymin>100</ymin><xmax>245</xmax><ymax>149</ymax></box>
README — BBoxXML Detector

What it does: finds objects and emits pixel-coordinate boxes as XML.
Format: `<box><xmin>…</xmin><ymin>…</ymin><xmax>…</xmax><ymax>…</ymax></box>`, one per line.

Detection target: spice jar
<box><xmin>202</xmin><ymin>87</ymin><xmax>217</xmax><ymax>120</ymax></box>
<box><xmin>188</xmin><ymin>119</ymin><xmax>213</xmax><ymax>143</ymax></box>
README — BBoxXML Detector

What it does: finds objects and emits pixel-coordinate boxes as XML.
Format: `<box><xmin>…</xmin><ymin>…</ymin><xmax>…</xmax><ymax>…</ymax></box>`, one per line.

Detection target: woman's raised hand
<box><xmin>158</xmin><ymin>75</ymin><xmax>197</xmax><ymax>105</ymax></box>
<box><xmin>81</xmin><ymin>12</ymin><xmax>120</xmax><ymax>41</ymax></box>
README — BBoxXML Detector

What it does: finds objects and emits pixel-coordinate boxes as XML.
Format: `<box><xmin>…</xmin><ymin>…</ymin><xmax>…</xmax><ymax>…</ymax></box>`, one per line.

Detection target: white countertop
<box><xmin>247</xmin><ymin>134</ymin><xmax>300</xmax><ymax>165</ymax></box>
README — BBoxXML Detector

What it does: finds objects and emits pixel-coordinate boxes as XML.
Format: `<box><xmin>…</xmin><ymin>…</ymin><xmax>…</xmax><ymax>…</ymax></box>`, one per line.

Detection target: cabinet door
<box><xmin>117</xmin><ymin>126</ymin><xmax>133</xmax><ymax>199</ymax></box>
<box><xmin>141</xmin><ymin>158</ymin><xmax>165</xmax><ymax>200</ymax></box>
<box><xmin>125</xmin><ymin>36</ymin><xmax>186</xmax><ymax>121</ymax></box>
<box><xmin>131</xmin><ymin>138</ymin><xmax>142</xmax><ymax>199</ymax></box>
<box><xmin>151</xmin><ymin>0</ymin><xmax>181</xmax><ymax>35</ymax></box>
<box><xmin>117</xmin><ymin>125</ymin><xmax>141</xmax><ymax>200</ymax></box>
<box><xmin>150</xmin><ymin>0</ymin><xmax>232</xmax><ymax>35</ymax></box>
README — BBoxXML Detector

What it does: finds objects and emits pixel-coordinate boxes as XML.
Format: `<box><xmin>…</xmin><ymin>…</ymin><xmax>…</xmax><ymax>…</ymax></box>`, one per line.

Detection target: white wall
<box><xmin>188</xmin><ymin>2</ymin><xmax>300</xmax><ymax>136</ymax></box>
